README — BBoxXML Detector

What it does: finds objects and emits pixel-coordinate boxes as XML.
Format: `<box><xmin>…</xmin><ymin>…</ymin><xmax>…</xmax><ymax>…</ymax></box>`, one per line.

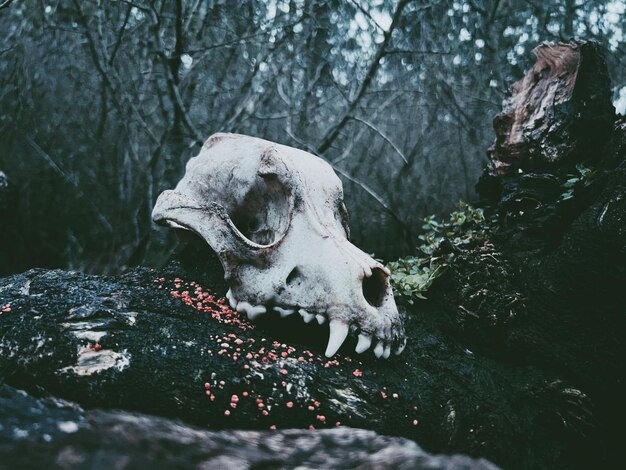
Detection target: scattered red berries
<box><xmin>156</xmin><ymin>277</ymin><xmax>253</xmax><ymax>330</ymax></box>
<box><xmin>156</xmin><ymin>276</ymin><xmax>416</xmax><ymax>432</ymax></box>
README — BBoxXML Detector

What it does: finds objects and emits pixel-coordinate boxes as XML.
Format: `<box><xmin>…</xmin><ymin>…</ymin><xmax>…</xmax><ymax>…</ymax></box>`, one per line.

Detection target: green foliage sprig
<box><xmin>559</xmin><ymin>164</ymin><xmax>595</xmax><ymax>201</ymax></box>
<box><xmin>387</xmin><ymin>203</ymin><xmax>491</xmax><ymax>304</ymax></box>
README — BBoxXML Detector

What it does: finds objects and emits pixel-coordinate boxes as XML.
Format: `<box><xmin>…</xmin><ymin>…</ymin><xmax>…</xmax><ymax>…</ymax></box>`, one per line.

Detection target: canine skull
<box><xmin>152</xmin><ymin>133</ymin><xmax>406</xmax><ymax>358</ymax></box>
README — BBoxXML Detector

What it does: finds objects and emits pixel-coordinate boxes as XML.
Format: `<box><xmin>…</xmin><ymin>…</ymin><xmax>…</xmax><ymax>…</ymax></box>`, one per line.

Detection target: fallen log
<box><xmin>0</xmin><ymin>264</ymin><xmax>529</xmax><ymax>468</ymax></box>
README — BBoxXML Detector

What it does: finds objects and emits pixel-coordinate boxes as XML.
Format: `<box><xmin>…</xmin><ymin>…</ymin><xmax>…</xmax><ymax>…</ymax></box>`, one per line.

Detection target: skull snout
<box><xmin>280</xmin><ymin>258</ymin><xmax>390</xmax><ymax>312</ymax></box>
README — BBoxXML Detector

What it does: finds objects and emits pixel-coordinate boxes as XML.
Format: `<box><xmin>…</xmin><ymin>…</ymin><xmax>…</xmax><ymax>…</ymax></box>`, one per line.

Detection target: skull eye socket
<box><xmin>229</xmin><ymin>174</ymin><xmax>292</xmax><ymax>246</ymax></box>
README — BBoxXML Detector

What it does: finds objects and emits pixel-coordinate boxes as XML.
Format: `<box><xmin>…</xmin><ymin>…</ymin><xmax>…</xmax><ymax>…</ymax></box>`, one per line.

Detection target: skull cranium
<box><xmin>152</xmin><ymin>133</ymin><xmax>406</xmax><ymax>358</ymax></box>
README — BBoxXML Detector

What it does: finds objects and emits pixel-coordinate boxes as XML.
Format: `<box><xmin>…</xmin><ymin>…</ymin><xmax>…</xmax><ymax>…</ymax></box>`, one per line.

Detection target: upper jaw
<box><xmin>226</xmin><ymin>288</ymin><xmax>405</xmax><ymax>360</ymax></box>
<box><xmin>152</xmin><ymin>190</ymin><xmax>202</xmax><ymax>228</ymax></box>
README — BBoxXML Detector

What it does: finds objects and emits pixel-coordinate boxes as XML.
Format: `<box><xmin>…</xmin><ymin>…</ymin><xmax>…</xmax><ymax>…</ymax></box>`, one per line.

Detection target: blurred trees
<box><xmin>1</xmin><ymin>0</ymin><xmax>625</xmax><ymax>274</ymax></box>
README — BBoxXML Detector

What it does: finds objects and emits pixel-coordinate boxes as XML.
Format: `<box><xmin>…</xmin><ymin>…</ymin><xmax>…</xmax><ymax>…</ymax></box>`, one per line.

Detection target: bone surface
<box><xmin>152</xmin><ymin>133</ymin><xmax>406</xmax><ymax>358</ymax></box>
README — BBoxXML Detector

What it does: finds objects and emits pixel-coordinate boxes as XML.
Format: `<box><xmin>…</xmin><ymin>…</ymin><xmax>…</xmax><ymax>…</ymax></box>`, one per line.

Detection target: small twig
<box><xmin>347</xmin><ymin>0</ymin><xmax>386</xmax><ymax>31</ymax></box>
<box><xmin>316</xmin><ymin>0</ymin><xmax>413</xmax><ymax>154</ymax></box>
<box><xmin>331</xmin><ymin>165</ymin><xmax>405</xmax><ymax>226</ymax></box>
<box><xmin>348</xmin><ymin>115</ymin><xmax>408</xmax><ymax>165</ymax></box>
<box><xmin>108</xmin><ymin>4</ymin><xmax>132</xmax><ymax>66</ymax></box>
<box><xmin>333</xmin><ymin>91</ymin><xmax>402</xmax><ymax>165</ymax></box>
<box><xmin>282</xmin><ymin>130</ymin><xmax>407</xmax><ymax>228</ymax></box>
<box><xmin>0</xmin><ymin>0</ymin><xmax>15</xmax><ymax>10</ymax></box>
<box><xmin>458</xmin><ymin>305</ymin><xmax>479</xmax><ymax>319</ymax></box>
<box><xmin>26</xmin><ymin>136</ymin><xmax>113</xmax><ymax>234</ymax></box>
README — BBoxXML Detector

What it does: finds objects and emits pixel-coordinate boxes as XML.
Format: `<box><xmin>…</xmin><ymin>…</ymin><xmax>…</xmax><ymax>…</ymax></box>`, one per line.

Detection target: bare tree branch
<box><xmin>331</xmin><ymin>165</ymin><xmax>406</xmax><ymax>227</ymax></box>
<box><xmin>316</xmin><ymin>0</ymin><xmax>426</xmax><ymax>154</ymax></box>
<box><xmin>348</xmin><ymin>115</ymin><xmax>408</xmax><ymax>165</ymax></box>
<box><xmin>26</xmin><ymin>135</ymin><xmax>113</xmax><ymax>234</ymax></box>
<box><xmin>72</xmin><ymin>0</ymin><xmax>159</xmax><ymax>144</ymax></box>
<box><xmin>108</xmin><ymin>4</ymin><xmax>132</xmax><ymax>66</ymax></box>
<box><xmin>333</xmin><ymin>91</ymin><xmax>402</xmax><ymax>165</ymax></box>
<box><xmin>283</xmin><ymin>129</ymin><xmax>406</xmax><ymax>227</ymax></box>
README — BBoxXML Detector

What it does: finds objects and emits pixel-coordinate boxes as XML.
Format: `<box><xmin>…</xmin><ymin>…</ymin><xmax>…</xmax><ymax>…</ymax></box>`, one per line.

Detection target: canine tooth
<box><xmin>325</xmin><ymin>320</ymin><xmax>349</xmax><ymax>358</ymax></box>
<box><xmin>355</xmin><ymin>334</ymin><xmax>372</xmax><ymax>354</ymax></box>
<box><xmin>316</xmin><ymin>314</ymin><xmax>326</xmax><ymax>325</ymax></box>
<box><xmin>274</xmin><ymin>306</ymin><xmax>295</xmax><ymax>318</ymax></box>
<box><xmin>226</xmin><ymin>289</ymin><xmax>238</xmax><ymax>309</ymax></box>
<box><xmin>299</xmin><ymin>309</ymin><xmax>315</xmax><ymax>323</ymax></box>
<box><xmin>382</xmin><ymin>345</ymin><xmax>391</xmax><ymax>359</ymax></box>
<box><xmin>364</xmin><ymin>265</ymin><xmax>373</xmax><ymax>277</ymax></box>
<box><xmin>394</xmin><ymin>339</ymin><xmax>407</xmax><ymax>355</ymax></box>
<box><xmin>373</xmin><ymin>342</ymin><xmax>384</xmax><ymax>358</ymax></box>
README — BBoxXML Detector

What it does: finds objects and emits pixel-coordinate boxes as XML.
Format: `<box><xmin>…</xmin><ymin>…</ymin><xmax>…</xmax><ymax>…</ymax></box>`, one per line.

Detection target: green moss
<box><xmin>387</xmin><ymin>203</ymin><xmax>492</xmax><ymax>304</ymax></box>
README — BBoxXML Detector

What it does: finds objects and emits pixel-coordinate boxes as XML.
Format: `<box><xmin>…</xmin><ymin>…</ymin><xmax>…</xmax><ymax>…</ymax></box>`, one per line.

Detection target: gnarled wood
<box><xmin>485</xmin><ymin>41</ymin><xmax>614</xmax><ymax>176</ymax></box>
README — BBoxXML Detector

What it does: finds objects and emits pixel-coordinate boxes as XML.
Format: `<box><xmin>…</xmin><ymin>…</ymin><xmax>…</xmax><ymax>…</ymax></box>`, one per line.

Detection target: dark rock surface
<box><xmin>0</xmin><ymin>255</ymin><xmax>616</xmax><ymax>470</ymax></box>
<box><xmin>0</xmin><ymin>384</ymin><xmax>497</xmax><ymax>469</ymax></box>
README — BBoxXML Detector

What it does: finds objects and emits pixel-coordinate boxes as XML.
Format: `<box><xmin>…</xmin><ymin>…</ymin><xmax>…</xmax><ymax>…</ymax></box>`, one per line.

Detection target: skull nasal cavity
<box><xmin>286</xmin><ymin>266</ymin><xmax>302</xmax><ymax>285</ymax></box>
<box><xmin>363</xmin><ymin>268</ymin><xmax>387</xmax><ymax>307</ymax></box>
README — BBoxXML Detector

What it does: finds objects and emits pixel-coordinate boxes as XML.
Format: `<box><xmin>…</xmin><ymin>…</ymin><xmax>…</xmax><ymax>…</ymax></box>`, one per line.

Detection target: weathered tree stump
<box><xmin>483</xmin><ymin>41</ymin><xmax>614</xmax><ymax>175</ymax></box>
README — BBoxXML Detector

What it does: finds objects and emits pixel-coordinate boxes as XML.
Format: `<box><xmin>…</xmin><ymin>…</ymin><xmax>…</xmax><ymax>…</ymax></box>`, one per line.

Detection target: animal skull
<box><xmin>152</xmin><ymin>133</ymin><xmax>406</xmax><ymax>358</ymax></box>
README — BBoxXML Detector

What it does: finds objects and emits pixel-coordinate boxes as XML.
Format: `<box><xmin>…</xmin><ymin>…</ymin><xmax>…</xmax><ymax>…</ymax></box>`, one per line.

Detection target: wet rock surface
<box><xmin>0</xmin><ymin>254</ymin><xmax>618</xmax><ymax>470</ymax></box>
<box><xmin>0</xmin><ymin>384</ymin><xmax>497</xmax><ymax>469</ymax></box>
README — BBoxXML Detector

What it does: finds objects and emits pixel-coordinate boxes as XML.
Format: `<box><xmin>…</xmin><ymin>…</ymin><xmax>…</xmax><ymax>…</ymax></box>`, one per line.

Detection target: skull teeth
<box><xmin>355</xmin><ymin>334</ymin><xmax>372</xmax><ymax>354</ymax></box>
<box><xmin>373</xmin><ymin>341</ymin><xmax>385</xmax><ymax>359</ymax></box>
<box><xmin>236</xmin><ymin>302</ymin><xmax>267</xmax><ymax>320</ymax></box>
<box><xmin>225</xmin><ymin>289</ymin><xmax>238</xmax><ymax>309</ymax></box>
<box><xmin>274</xmin><ymin>306</ymin><xmax>295</xmax><ymax>318</ymax></box>
<box><xmin>299</xmin><ymin>309</ymin><xmax>315</xmax><ymax>323</ymax></box>
<box><xmin>325</xmin><ymin>319</ymin><xmax>349</xmax><ymax>358</ymax></box>
<box><xmin>229</xmin><ymin>297</ymin><xmax>405</xmax><ymax>360</ymax></box>
<box><xmin>394</xmin><ymin>338</ymin><xmax>407</xmax><ymax>355</ymax></box>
